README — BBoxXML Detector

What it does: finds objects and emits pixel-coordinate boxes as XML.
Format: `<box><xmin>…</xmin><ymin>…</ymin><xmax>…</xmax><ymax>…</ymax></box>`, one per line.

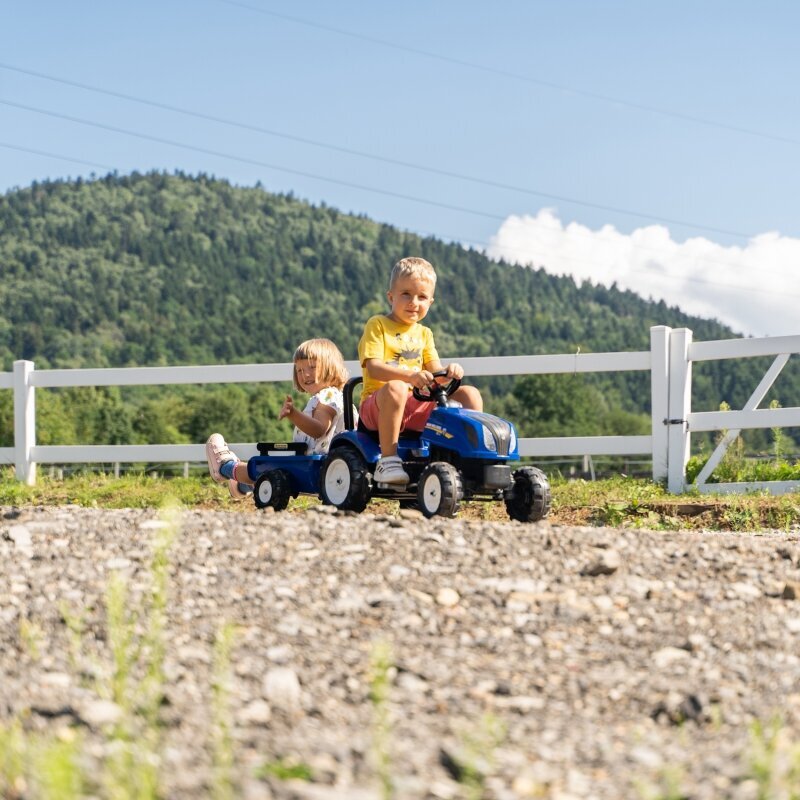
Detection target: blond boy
<box><xmin>358</xmin><ymin>257</ymin><xmax>483</xmax><ymax>484</ymax></box>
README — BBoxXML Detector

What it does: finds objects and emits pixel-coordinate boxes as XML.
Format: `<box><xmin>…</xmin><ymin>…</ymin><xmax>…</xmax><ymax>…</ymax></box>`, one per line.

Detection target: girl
<box><xmin>206</xmin><ymin>338</ymin><xmax>352</xmax><ymax>499</ymax></box>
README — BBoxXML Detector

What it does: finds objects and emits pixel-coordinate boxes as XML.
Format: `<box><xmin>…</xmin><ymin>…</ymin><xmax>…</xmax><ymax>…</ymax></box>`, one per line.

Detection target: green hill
<box><xmin>0</xmin><ymin>171</ymin><xmax>795</xmax><ymax>451</ymax></box>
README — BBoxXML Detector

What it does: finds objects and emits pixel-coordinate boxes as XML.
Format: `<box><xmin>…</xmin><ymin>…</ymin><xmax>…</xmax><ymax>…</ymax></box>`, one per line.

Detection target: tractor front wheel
<box><xmin>504</xmin><ymin>466</ymin><xmax>551</xmax><ymax>522</ymax></box>
<box><xmin>417</xmin><ymin>462</ymin><xmax>463</xmax><ymax>518</ymax></box>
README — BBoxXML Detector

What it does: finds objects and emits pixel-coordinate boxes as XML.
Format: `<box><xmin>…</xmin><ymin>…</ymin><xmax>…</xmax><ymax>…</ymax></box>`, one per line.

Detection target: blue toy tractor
<box><xmin>319</xmin><ymin>373</ymin><xmax>551</xmax><ymax>521</ymax></box>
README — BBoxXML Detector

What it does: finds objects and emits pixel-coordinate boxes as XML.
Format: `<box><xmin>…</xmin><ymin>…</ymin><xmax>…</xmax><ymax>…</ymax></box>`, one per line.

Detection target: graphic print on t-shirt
<box><xmin>387</xmin><ymin>333</ymin><xmax>423</xmax><ymax>372</ymax></box>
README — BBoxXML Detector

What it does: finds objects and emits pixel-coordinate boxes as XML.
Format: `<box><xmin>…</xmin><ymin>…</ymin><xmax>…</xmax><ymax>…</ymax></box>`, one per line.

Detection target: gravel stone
<box><xmin>1</xmin><ymin>506</ymin><xmax>799</xmax><ymax>799</ymax></box>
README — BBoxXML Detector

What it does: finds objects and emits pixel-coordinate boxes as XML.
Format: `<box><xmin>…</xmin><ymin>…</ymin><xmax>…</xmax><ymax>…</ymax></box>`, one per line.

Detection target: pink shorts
<box><xmin>359</xmin><ymin>392</ymin><xmax>434</xmax><ymax>433</ymax></box>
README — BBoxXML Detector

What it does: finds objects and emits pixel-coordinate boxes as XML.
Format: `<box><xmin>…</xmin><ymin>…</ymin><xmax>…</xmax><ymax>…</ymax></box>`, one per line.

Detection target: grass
<box><xmin>1</xmin><ymin>467</ymin><xmax>800</xmax><ymax>531</ymax></box>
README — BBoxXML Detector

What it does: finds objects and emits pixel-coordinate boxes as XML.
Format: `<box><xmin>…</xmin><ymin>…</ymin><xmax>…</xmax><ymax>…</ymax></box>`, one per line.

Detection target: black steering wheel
<box><xmin>412</xmin><ymin>370</ymin><xmax>462</xmax><ymax>405</ymax></box>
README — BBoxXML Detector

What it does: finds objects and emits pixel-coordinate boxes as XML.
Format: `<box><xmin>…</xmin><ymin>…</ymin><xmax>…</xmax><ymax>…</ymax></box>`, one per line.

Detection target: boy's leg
<box><xmin>373</xmin><ymin>381</ymin><xmax>410</xmax><ymax>485</ymax></box>
<box><xmin>374</xmin><ymin>380</ymin><xmax>408</xmax><ymax>457</ymax></box>
<box><xmin>452</xmin><ymin>385</ymin><xmax>483</xmax><ymax>412</ymax></box>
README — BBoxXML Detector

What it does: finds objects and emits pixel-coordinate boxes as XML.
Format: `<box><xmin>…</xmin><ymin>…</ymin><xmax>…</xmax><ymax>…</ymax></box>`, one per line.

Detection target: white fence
<box><xmin>2</xmin><ymin>325</ymin><xmax>799</xmax><ymax>494</ymax></box>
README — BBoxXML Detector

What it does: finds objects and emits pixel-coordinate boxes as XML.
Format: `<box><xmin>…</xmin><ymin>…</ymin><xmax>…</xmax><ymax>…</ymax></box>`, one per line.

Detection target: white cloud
<box><xmin>487</xmin><ymin>209</ymin><xmax>800</xmax><ymax>338</ymax></box>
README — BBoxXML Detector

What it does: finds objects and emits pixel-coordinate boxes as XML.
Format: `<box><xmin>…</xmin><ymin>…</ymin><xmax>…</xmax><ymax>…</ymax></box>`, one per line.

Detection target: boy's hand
<box><xmin>279</xmin><ymin>394</ymin><xmax>294</xmax><ymax>420</ymax></box>
<box><xmin>445</xmin><ymin>363</ymin><xmax>464</xmax><ymax>380</ymax></box>
<box><xmin>409</xmin><ymin>370</ymin><xmax>435</xmax><ymax>389</ymax></box>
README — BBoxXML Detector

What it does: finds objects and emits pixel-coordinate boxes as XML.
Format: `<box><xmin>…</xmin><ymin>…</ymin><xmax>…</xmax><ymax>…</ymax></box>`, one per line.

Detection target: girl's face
<box><xmin>295</xmin><ymin>359</ymin><xmax>327</xmax><ymax>395</ymax></box>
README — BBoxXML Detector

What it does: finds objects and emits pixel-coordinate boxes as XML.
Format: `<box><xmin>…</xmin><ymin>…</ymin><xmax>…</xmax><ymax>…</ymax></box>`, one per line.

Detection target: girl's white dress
<box><xmin>292</xmin><ymin>386</ymin><xmax>354</xmax><ymax>454</ymax></box>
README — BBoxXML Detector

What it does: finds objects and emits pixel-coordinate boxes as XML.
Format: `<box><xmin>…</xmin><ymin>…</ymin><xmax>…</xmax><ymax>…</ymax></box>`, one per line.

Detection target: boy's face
<box><xmin>387</xmin><ymin>275</ymin><xmax>434</xmax><ymax>326</ymax></box>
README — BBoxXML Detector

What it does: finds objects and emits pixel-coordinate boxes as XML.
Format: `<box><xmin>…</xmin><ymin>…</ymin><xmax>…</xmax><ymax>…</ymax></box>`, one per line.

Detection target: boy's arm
<box><xmin>421</xmin><ymin>328</ymin><xmax>463</xmax><ymax>380</ymax></box>
<box><xmin>364</xmin><ymin>359</ymin><xmax>434</xmax><ymax>390</ymax></box>
<box><xmin>423</xmin><ymin>359</ymin><xmax>464</xmax><ymax>380</ymax></box>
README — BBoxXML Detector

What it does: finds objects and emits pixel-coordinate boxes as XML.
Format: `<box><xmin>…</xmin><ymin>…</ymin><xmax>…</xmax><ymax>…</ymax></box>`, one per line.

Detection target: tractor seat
<box><xmin>356</xmin><ymin>418</ymin><xmax>422</xmax><ymax>442</ymax></box>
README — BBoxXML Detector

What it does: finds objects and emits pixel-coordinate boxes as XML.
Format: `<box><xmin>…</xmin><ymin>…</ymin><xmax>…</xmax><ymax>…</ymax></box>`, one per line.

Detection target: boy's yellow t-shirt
<box><xmin>358</xmin><ymin>314</ymin><xmax>439</xmax><ymax>402</ymax></box>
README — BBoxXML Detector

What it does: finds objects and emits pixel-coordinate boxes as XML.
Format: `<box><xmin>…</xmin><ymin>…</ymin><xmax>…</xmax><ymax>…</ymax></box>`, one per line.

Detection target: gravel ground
<box><xmin>2</xmin><ymin>504</ymin><xmax>800</xmax><ymax>800</ymax></box>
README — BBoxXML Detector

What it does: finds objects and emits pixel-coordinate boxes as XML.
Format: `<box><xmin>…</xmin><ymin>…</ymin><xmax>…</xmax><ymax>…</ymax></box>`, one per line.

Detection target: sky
<box><xmin>2</xmin><ymin>1</ymin><xmax>799</xmax><ymax>339</ymax></box>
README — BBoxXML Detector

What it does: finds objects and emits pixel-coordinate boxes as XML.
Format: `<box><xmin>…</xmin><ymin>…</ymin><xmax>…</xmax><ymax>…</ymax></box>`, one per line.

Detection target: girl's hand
<box><xmin>279</xmin><ymin>394</ymin><xmax>294</xmax><ymax>420</ymax></box>
<box><xmin>445</xmin><ymin>363</ymin><xmax>464</xmax><ymax>380</ymax></box>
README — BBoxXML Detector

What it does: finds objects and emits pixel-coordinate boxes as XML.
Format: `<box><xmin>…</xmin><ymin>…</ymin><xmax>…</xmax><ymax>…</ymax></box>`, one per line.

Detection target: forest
<box><xmin>0</xmin><ymin>171</ymin><xmax>796</xmax><ymax>453</ymax></box>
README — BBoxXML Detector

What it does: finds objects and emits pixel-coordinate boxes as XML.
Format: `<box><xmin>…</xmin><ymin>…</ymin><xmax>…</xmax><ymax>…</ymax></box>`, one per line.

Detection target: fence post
<box><xmin>649</xmin><ymin>325</ymin><xmax>671</xmax><ymax>483</ymax></box>
<box><xmin>667</xmin><ymin>328</ymin><xmax>692</xmax><ymax>493</ymax></box>
<box><xmin>13</xmin><ymin>360</ymin><xmax>36</xmax><ymax>486</ymax></box>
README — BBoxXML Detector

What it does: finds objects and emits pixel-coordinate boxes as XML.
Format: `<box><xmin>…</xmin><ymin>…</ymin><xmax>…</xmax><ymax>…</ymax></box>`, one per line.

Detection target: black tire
<box><xmin>320</xmin><ymin>448</ymin><xmax>371</xmax><ymax>512</ymax></box>
<box><xmin>417</xmin><ymin>462</ymin><xmax>463</xmax><ymax>518</ymax></box>
<box><xmin>253</xmin><ymin>469</ymin><xmax>292</xmax><ymax>511</ymax></box>
<box><xmin>504</xmin><ymin>466</ymin><xmax>551</xmax><ymax>522</ymax></box>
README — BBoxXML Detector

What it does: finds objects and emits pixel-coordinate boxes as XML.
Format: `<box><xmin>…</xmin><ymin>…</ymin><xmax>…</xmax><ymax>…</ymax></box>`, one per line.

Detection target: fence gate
<box><xmin>666</xmin><ymin>330</ymin><xmax>800</xmax><ymax>495</ymax></box>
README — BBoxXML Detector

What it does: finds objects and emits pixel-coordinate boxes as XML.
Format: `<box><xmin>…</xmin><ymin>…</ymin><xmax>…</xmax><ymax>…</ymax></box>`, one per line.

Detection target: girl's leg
<box><xmin>233</xmin><ymin>462</ymin><xmax>253</xmax><ymax>486</ymax></box>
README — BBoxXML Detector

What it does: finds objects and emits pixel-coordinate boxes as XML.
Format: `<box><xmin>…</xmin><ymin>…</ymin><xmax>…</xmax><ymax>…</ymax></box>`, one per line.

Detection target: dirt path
<box><xmin>2</xmin><ymin>505</ymin><xmax>800</xmax><ymax>799</ymax></box>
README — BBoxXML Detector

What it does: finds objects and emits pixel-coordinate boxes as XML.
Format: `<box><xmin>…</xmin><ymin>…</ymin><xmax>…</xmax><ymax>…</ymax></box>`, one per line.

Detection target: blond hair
<box><xmin>389</xmin><ymin>256</ymin><xmax>437</xmax><ymax>291</ymax></box>
<box><xmin>292</xmin><ymin>338</ymin><xmax>349</xmax><ymax>392</ymax></box>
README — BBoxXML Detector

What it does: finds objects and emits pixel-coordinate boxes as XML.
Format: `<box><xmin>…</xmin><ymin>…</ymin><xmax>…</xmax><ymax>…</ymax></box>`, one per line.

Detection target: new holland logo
<box><xmin>424</xmin><ymin>422</ymin><xmax>453</xmax><ymax>439</ymax></box>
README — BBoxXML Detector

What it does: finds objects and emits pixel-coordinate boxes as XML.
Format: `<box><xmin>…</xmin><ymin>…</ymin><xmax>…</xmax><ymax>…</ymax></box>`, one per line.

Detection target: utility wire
<box><xmin>0</xmin><ymin>61</ymin><xmax>754</xmax><ymax>239</ymax></box>
<box><xmin>0</xmin><ymin>100</ymin><xmax>786</xmax><ymax>277</ymax></box>
<box><xmin>0</xmin><ymin>141</ymin><xmax>114</xmax><ymax>171</ymax></box>
<box><xmin>214</xmin><ymin>0</ymin><xmax>800</xmax><ymax>148</ymax></box>
<box><xmin>2</xmin><ymin>134</ymin><xmax>795</xmax><ymax>305</ymax></box>
<box><xmin>0</xmin><ymin>98</ymin><xmax>509</xmax><ymax>222</ymax></box>
<box><xmin>0</xmin><ymin>131</ymin><xmax>792</xmax><ymax>297</ymax></box>
<box><xmin>2</xmin><ymin>86</ymin><xmax>793</xmax><ymax>280</ymax></box>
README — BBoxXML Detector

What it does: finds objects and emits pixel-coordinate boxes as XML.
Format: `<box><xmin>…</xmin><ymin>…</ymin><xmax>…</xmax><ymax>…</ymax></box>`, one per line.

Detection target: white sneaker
<box><xmin>228</xmin><ymin>479</ymin><xmax>253</xmax><ymax>500</ymax></box>
<box><xmin>206</xmin><ymin>433</ymin><xmax>237</xmax><ymax>484</ymax></box>
<box><xmin>374</xmin><ymin>455</ymin><xmax>410</xmax><ymax>485</ymax></box>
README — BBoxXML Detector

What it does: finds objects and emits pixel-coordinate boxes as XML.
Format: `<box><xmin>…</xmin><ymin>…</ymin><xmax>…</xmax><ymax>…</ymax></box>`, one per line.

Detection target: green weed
<box><xmin>0</xmin><ymin>717</ymin><xmax>26</xmax><ymax>798</ymax></box>
<box><xmin>747</xmin><ymin>717</ymin><xmax>800</xmax><ymax>799</ymax></box>
<box><xmin>368</xmin><ymin>640</ymin><xmax>395</xmax><ymax>800</ymax></box>
<box><xmin>453</xmin><ymin>713</ymin><xmax>506</xmax><ymax>800</ymax></box>
<box><xmin>634</xmin><ymin>764</ymin><xmax>687</xmax><ymax>800</ymax></box>
<box><xmin>101</xmin><ymin>503</ymin><xmax>177</xmax><ymax>800</ymax></box>
<box><xmin>256</xmin><ymin>758</ymin><xmax>314</xmax><ymax>782</ymax></box>
<box><xmin>211</xmin><ymin>623</ymin><xmax>238</xmax><ymax>800</ymax></box>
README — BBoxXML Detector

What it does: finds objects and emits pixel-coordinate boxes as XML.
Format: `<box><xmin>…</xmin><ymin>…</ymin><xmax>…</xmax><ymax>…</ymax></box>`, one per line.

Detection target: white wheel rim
<box><xmin>257</xmin><ymin>477</ymin><xmax>274</xmax><ymax>504</ymax></box>
<box><xmin>421</xmin><ymin>473</ymin><xmax>442</xmax><ymax>514</ymax></box>
<box><xmin>325</xmin><ymin>459</ymin><xmax>351</xmax><ymax>505</ymax></box>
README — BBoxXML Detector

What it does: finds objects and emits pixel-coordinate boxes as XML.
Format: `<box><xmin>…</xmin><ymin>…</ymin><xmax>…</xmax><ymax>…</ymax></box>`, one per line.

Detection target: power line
<box><xmin>0</xmin><ymin>98</ymin><xmax>510</xmax><ymax>222</ymax></box>
<box><xmin>0</xmin><ymin>97</ymin><xmax>784</xmax><ymax>278</ymax></box>
<box><xmin>1</xmin><ymin>131</ymin><xmax>792</xmax><ymax>299</ymax></box>
<box><xmin>0</xmin><ymin>141</ymin><xmax>114</xmax><ymax>171</ymax></box>
<box><xmin>0</xmin><ymin>61</ymin><xmax>755</xmax><ymax>239</ymax></box>
<box><xmin>0</xmin><ymin>137</ymin><xmax>795</xmax><ymax>303</ymax></box>
<box><xmin>213</xmin><ymin>0</ymin><xmax>800</xmax><ymax>149</ymax></box>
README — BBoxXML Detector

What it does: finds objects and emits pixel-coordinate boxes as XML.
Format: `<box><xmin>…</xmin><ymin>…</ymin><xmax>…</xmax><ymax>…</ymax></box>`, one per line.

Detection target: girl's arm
<box><xmin>280</xmin><ymin>394</ymin><xmax>337</xmax><ymax>439</ymax></box>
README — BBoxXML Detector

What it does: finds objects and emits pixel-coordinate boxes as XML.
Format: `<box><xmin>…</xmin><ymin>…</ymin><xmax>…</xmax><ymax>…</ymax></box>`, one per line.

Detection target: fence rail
<box><xmin>3</xmin><ymin>325</ymin><xmax>799</xmax><ymax>494</ymax></box>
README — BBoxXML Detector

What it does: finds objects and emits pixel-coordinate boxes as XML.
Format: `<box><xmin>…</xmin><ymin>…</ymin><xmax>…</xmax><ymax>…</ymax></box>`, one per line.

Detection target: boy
<box><xmin>358</xmin><ymin>256</ymin><xmax>483</xmax><ymax>484</ymax></box>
